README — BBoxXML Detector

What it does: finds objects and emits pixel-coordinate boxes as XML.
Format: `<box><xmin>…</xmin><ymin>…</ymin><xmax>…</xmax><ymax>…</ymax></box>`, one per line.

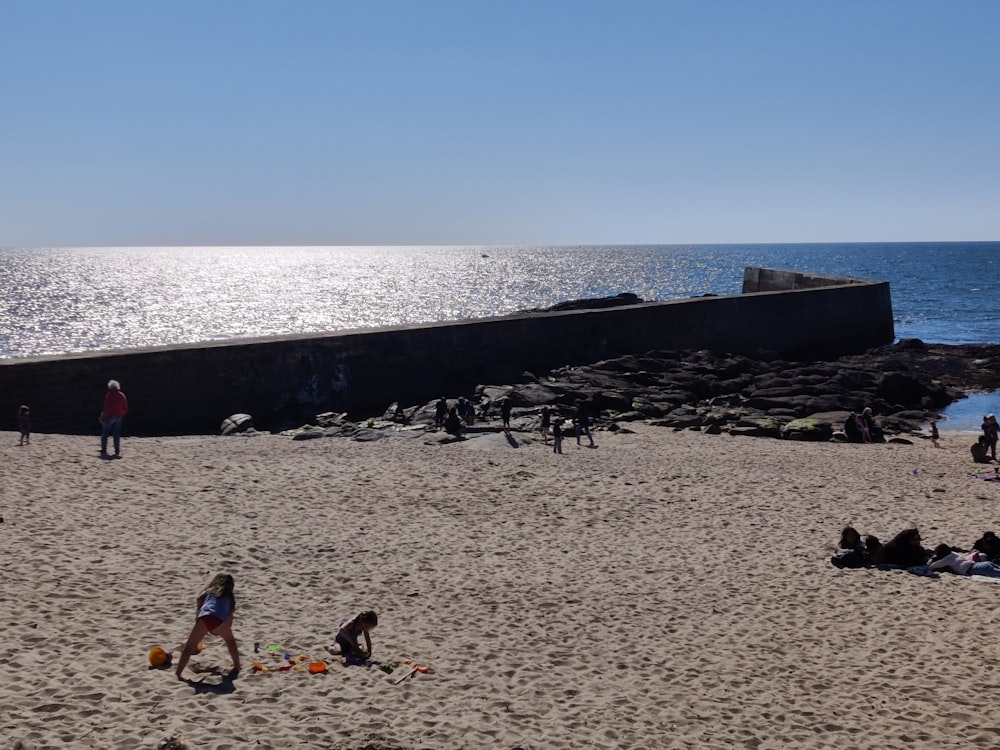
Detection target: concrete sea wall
<box><xmin>0</xmin><ymin>267</ymin><xmax>894</xmax><ymax>435</ymax></box>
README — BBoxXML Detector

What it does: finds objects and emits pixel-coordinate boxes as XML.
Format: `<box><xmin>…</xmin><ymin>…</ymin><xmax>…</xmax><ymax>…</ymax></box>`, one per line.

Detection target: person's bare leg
<box><xmin>176</xmin><ymin>620</ymin><xmax>209</xmax><ymax>679</ymax></box>
<box><xmin>214</xmin><ymin>620</ymin><xmax>241</xmax><ymax>672</ymax></box>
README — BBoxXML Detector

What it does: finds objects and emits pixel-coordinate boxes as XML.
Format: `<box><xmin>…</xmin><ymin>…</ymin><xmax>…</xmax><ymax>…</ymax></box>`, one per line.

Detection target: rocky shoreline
<box><xmin>270</xmin><ymin>339</ymin><xmax>1000</xmax><ymax>444</ymax></box>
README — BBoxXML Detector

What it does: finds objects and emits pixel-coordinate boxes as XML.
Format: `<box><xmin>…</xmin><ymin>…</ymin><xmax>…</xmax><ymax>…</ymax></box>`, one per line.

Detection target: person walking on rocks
<box><xmin>99</xmin><ymin>379</ymin><xmax>128</xmax><ymax>458</ymax></box>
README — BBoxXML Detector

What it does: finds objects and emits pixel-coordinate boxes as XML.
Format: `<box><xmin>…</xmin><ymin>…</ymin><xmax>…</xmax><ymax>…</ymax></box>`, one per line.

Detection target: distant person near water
<box><xmin>17</xmin><ymin>405</ymin><xmax>31</xmax><ymax>446</ymax></box>
<box><xmin>99</xmin><ymin>379</ymin><xmax>128</xmax><ymax>458</ymax></box>
<box><xmin>928</xmin><ymin>419</ymin><xmax>940</xmax><ymax>448</ymax></box>
<box><xmin>983</xmin><ymin>414</ymin><xmax>998</xmax><ymax>461</ymax></box>
<box><xmin>972</xmin><ymin>436</ymin><xmax>991</xmax><ymax>464</ymax></box>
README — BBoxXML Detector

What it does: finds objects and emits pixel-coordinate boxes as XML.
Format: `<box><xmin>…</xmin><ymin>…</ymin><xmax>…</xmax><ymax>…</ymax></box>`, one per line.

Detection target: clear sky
<box><xmin>1</xmin><ymin>0</ymin><xmax>997</xmax><ymax>246</ymax></box>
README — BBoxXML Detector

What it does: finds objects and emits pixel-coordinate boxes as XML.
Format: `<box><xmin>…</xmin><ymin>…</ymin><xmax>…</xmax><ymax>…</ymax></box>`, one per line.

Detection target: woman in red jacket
<box><xmin>99</xmin><ymin>379</ymin><xmax>128</xmax><ymax>458</ymax></box>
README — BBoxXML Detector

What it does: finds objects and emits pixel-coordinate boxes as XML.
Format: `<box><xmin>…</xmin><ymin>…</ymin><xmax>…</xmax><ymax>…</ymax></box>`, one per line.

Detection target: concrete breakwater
<box><xmin>0</xmin><ymin>267</ymin><xmax>893</xmax><ymax>436</ymax></box>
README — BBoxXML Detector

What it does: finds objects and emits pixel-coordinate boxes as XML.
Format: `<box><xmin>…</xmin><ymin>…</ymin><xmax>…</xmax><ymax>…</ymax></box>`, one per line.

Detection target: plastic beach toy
<box><xmin>393</xmin><ymin>663</ymin><xmax>433</xmax><ymax>684</ymax></box>
<box><xmin>308</xmin><ymin>660</ymin><xmax>328</xmax><ymax>673</ymax></box>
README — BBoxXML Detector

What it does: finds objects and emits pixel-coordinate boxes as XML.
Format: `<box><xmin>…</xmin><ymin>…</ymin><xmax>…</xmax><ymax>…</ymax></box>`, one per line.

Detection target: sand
<box><xmin>3</xmin><ymin>423</ymin><xmax>1000</xmax><ymax>749</ymax></box>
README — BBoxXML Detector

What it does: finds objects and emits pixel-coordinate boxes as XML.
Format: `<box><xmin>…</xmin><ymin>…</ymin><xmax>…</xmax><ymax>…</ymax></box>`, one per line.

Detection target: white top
<box><xmin>929</xmin><ymin>551</ymin><xmax>975</xmax><ymax>575</ymax></box>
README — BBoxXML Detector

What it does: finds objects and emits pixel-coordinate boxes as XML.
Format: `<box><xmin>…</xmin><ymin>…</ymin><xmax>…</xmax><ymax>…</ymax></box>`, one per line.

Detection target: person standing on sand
<box><xmin>176</xmin><ymin>573</ymin><xmax>240</xmax><ymax>680</ymax></box>
<box><xmin>552</xmin><ymin>417</ymin><xmax>564</xmax><ymax>454</ymax></box>
<box><xmin>17</xmin><ymin>405</ymin><xmax>31</xmax><ymax>446</ymax></box>
<box><xmin>984</xmin><ymin>414</ymin><xmax>998</xmax><ymax>461</ymax></box>
<box><xmin>434</xmin><ymin>397</ymin><xmax>448</xmax><ymax>429</ymax></box>
<box><xmin>928</xmin><ymin>419</ymin><xmax>940</xmax><ymax>448</ymax></box>
<box><xmin>574</xmin><ymin>400</ymin><xmax>595</xmax><ymax>448</ymax></box>
<box><xmin>99</xmin><ymin>379</ymin><xmax>128</xmax><ymax>458</ymax></box>
<box><xmin>539</xmin><ymin>405</ymin><xmax>551</xmax><ymax>443</ymax></box>
<box><xmin>500</xmin><ymin>398</ymin><xmax>512</xmax><ymax>432</ymax></box>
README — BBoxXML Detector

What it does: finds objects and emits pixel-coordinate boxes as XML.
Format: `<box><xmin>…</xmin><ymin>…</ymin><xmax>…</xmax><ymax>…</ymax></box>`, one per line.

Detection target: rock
<box><xmin>521</xmin><ymin>292</ymin><xmax>643</xmax><ymax>313</ymax></box>
<box><xmin>728</xmin><ymin>425</ymin><xmax>774</xmax><ymax>438</ymax></box>
<box><xmin>220</xmin><ymin>413</ymin><xmax>253</xmax><ymax>435</ymax></box>
<box><xmin>331</xmin><ymin>341</ymin><xmax>1000</xmax><ymax>447</ymax></box>
<box><xmin>291</xmin><ymin>426</ymin><xmax>325</xmax><ymax>440</ymax></box>
<box><xmin>315</xmin><ymin>411</ymin><xmax>349</xmax><ymax>427</ymax></box>
<box><xmin>508</xmin><ymin>383</ymin><xmax>562</xmax><ymax>407</ymax></box>
<box><xmin>781</xmin><ymin>417</ymin><xmax>835</xmax><ymax>441</ymax></box>
<box><xmin>733</xmin><ymin>416</ymin><xmax>783</xmax><ymax>438</ymax></box>
<box><xmin>876</xmin><ymin>372</ymin><xmax>928</xmax><ymax>407</ymax></box>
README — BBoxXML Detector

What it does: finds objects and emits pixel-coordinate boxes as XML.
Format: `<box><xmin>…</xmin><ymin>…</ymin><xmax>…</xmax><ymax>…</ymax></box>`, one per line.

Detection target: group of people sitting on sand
<box><xmin>831</xmin><ymin>526</ymin><xmax>1000</xmax><ymax>578</ymax></box>
<box><xmin>844</xmin><ymin>407</ymin><xmax>884</xmax><ymax>444</ymax></box>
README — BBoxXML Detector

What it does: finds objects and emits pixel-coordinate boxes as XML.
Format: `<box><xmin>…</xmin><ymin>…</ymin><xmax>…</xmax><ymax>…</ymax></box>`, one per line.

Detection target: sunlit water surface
<box><xmin>1</xmin><ymin>243</ymin><xmax>997</xmax><ymax>359</ymax></box>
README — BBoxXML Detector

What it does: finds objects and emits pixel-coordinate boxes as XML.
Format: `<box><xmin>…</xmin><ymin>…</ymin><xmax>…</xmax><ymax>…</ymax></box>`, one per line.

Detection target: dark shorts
<box><xmin>335</xmin><ymin>633</ymin><xmax>361</xmax><ymax>656</ymax></box>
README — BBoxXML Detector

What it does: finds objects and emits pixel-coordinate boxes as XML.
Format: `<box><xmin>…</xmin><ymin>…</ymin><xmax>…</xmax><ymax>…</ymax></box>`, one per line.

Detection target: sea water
<box><xmin>1</xmin><ymin>242</ymin><xmax>997</xmax><ymax>360</ymax></box>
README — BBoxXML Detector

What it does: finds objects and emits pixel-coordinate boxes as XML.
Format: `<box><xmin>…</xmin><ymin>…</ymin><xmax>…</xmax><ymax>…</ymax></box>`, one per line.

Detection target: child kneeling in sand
<box><xmin>326</xmin><ymin>610</ymin><xmax>377</xmax><ymax>662</ymax></box>
<box><xmin>176</xmin><ymin>573</ymin><xmax>241</xmax><ymax>679</ymax></box>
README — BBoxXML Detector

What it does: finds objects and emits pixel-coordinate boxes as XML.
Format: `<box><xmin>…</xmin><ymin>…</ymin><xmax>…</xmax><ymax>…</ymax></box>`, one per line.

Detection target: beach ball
<box><xmin>148</xmin><ymin>646</ymin><xmax>171</xmax><ymax>667</ymax></box>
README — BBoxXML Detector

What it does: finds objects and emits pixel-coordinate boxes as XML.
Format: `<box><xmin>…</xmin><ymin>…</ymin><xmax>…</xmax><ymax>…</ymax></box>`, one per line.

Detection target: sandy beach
<box><xmin>4</xmin><ymin>423</ymin><xmax>1000</xmax><ymax>749</ymax></box>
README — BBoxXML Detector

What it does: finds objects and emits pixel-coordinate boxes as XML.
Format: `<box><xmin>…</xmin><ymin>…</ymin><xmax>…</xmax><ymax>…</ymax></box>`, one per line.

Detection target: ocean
<box><xmin>1</xmin><ymin>242</ymin><xmax>997</xmax><ymax>361</ymax></box>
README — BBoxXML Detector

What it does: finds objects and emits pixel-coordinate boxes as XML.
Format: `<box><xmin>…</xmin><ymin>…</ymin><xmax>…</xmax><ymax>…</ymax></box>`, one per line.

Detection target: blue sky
<box><xmin>1</xmin><ymin>0</ymin><xmax>997</xmax><ymax>246</ymax></box>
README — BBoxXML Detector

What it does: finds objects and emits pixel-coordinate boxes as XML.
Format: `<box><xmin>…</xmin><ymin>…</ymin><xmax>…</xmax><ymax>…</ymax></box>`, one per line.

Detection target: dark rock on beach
<box><xmin>305</xmin><ymin>339</ymin><xmax>1000</xmax><ymax>444</ymax></box>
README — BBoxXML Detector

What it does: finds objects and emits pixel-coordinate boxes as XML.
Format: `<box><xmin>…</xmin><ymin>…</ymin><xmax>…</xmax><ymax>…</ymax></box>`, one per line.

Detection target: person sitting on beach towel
<box><xmin>444</xmin><ymin>407</ymin><xmax>463</xmax><ymax>436</ymax></box>
<box><xmin>844</xmin><ymin>412</ymin><xmax>862</xmax><ymax>443</ymax></box>
<box><xmin>326</xmin><ymin>610</ymin><xmax>377</xmax><ymax>662</ymax></box>
<box><xmin>882</xmin><ymin>528</ymin><xmax>930</xmax><ymax>569</ymax></box>
<box><xmin>831</xmin><ymin>526</ymin><xmax>884</xmax><ymax>568</ymax></box>
<box><xmin>973</xmin><ymin>531</ymin><xmax>1000</xmax><ymax>562</ymax></box>
<box><xmin>972</xmin><ymin>436</ymin><xmax>991</xmax><ymax>464</ymax></box>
